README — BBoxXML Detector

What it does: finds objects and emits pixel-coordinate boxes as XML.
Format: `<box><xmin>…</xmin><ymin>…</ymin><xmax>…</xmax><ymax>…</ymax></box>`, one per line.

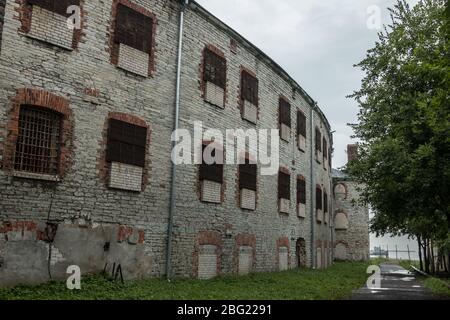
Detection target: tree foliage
<box><xmin>347</xmin><ymin>0</ymin><xmax>449</xmax><ymax>254</ymax></box>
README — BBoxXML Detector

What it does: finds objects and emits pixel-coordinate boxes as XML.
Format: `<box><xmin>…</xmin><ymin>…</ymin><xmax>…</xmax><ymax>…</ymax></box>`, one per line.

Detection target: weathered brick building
<box><xmin>0</xmin><ymin>0</ymin><xmax>367</xmax><ymax>287</ymax></box>
<box><xmin>332</xmin><ymin>145</ymin><xmax>370</xmax><ymax>261</ymax></box>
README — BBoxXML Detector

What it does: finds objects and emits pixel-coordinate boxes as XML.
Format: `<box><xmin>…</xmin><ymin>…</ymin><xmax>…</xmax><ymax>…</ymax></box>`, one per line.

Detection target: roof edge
<box><xmin>190</xmin><ymin>1</ymin><xmax>332</xmax><ymax>134</ymax></box>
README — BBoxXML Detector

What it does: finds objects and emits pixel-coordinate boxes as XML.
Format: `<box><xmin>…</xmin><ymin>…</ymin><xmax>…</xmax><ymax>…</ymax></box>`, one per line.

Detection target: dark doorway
<box><xmin>296</xmin><ymin>238</ymin><xmax>306</xmax><ymax>268</ymax></box>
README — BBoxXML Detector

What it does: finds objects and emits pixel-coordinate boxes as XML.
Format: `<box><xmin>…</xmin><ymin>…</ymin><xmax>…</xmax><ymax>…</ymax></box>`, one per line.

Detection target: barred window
<box><xmin>204</xmin><ymin>49</ymin><xmax>226</xmax><ymax>89</ymax></box>
<box><xmin>115</xmin><ymin>4</ymin><xmax>153</xmax><ymax>53</ymax></box>
<box><xmin>239</xmin><ymin>161</ymin><xmax>257</xmax><ymax>191</ymax></box>
<box><xmin>297</xmin><ymin>110</ymin><xmax>306</xmax><ymax>137</ymax></box>
<box><xmin>199</xmin><ymin>143</ymin><xmax>223</xmax><ymax>183</ymax></box>
<box><xmin>106</xmin><ymin>119</ymin><xmax>147</xmax><ymax>167</ymax></box>
<box><xmin>0</xmin><ymin>0</ymin><xmax>5</xmax><ymax>54</ymax></box>
<box><xmin>297</xmin><ymin>178</ymin><xmax>306</xmax><ymax>204</ymax></box>
<box><xmin>324</xmin><ymin>191</ymin><xmax>328</xmax><ymax>212</ymax></box>
<box><xmin>14</xmin><ymin>105</ymin><xmax>62</xmax><ymax>175</ymax></box>
<box><xmin>278</xmin><ymin>171</ymin><xmax>290</xmax><ymax>200</ymax></box>
<box><xmin>323</xmin><ymin>138</ymin><xmax>328</xmax><ymax>159</ymax></box>
<box><xmin>279</xmin><ymin>98</ymin><xmax>291</xmax><ymax>127</ymax></box>
<box><xmin>28</xmin><ymin>0</ymin><xmax>80</xmax><ymax>16</ymax></box>
<box><xmin>315</xmin><ymin>128</ymin><xmax>322</xmax><ymax>152</ymax></box>
<box><xmin>316</xmin><ymin>186</ymin><xmax>322</xmax><ymax>210</ymax></box>
<box><xmin>241</xmin><ymin>71</ymin><xmax>258</xmax><ymax>106</ymax></box>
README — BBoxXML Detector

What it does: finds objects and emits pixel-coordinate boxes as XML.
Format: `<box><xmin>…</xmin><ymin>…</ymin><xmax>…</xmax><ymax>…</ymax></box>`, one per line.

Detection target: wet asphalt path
<box><xmin>350</xmin><ymin>264</ymin><xmax>445</xmax><ymax>300</ymax></box>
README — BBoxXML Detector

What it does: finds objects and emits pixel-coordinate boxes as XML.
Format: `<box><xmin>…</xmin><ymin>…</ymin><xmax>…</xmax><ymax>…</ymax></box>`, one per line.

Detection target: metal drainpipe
<box><xmin>309</xmin><ymin>106</ymin><xmax>315</xmax><ymax>269</ymax></box>
<box><xmin>166</xmin><ymin>0</ymin><xmax>189</xmax><ymax>281</ymax></box>
<box><xmin>330</xmin><ymin>168</ymin><xmax>334</xmax><ymax>263</ymax></box>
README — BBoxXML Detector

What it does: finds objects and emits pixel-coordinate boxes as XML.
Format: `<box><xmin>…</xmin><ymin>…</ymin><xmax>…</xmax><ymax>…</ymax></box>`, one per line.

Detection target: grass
<box><xmin>393</xmin><ymin>260</ymin><xmax>450</xmax><ymax>298</ymax></box>
<box><xmin>423</xmin><ymin>278</ymin><xmax>450</xmax><ymax>297</ymax></box>
<box><xmin>397</xmin><ymin>260</ymin><xmax>420</xmax><ymax>271</ymax></box>
<box><xmin>0</xmin><ymin>261</ymin><xmax>371</xmax><ymax>300</ymax></box>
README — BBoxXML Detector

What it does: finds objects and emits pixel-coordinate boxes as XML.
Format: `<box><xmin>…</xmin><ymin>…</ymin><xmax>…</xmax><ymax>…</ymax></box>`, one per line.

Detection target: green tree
<box><xmin>348</xmin><ymin>0</ymin><xmax>449</xmax><ymax>273</ymax></box>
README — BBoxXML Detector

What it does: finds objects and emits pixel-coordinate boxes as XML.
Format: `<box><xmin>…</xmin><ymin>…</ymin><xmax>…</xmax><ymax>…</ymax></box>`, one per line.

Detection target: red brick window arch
<box><xmin>2</xmin><ymin>88</ymin><xmax>73</xmax><ymax>180</ymax></box>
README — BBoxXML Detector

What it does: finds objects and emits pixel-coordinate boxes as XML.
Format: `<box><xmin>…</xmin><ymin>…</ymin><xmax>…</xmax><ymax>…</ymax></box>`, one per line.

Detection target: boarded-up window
<box><xmin>241</xmin><ymin>71</ymin><xmax>258</xmax><ymax>106</ymax></box>
<box><xmin>28</xmin><ymin>0</ymin><xmax>80</xmax><ymax>16</ymax></box>
<box><xmin>324</xmin><ymin>191</ymin><xmax>328</xmax><ymax>212</ymax></box>
<box><xmin>297</xmin><ymin>111</ymin><xmax>306</xmax><ymax>137</ymax></box>
<box><xmin>204</xmin><ymin>49</ymin><xmax>226</xmax><ymax>89</ymax></box>
<box><xmin>323</xmin><ymin>138</ymin><xmax>328</xmax><ymax>159</ymax></box>
<box><xmin>316</xmin><ymin>186</ymin><xmax>322</xmax><ymax>210</ymax></box>
<box><xmin>329</xmin><ymin>148</ymin><xmax>332</xmax><ymax>168</ymax></box>
<box><xmin>115</xmin><ymin>4</ymin><xmax>153</xmax><ymax>53</ymax></box>
<box><xmin>239</xmin><ymin>162</ymin><xmax>257</xmax><ymax>191</ymax></box>
<box><xmin>106</xmin><ymin>119</ymin><xmax>147</xmax><ymax>167</ymax></box>
<box><xmin>278</xmin><ymin>171</ymin><xmax>290</xmax><ymax>200</ymax></box>
<box><xmin>315</xmin><ymin>128</ymin><xmax>322</xmax><ymax>152</ymax></box>
<box><xmin>199</xmin><ymin>143</ymin><xmax>223</xmax><ymax>183</ymax></box>
<box><xmin>279</xmin><ymin>98</ymin><xmax>291</xmax><ymax>127</ymax></box>
<box><xmin>0</xmin><ymin>0</ymin><xmax>5</xmax><ymax>53</ymax></box>
<box><xmin>14</xmin><ymin>105</ymin><xmax>62</xmax><ymax>175</ymax></box>
<box><xmin>297</xmin><ymin>178</ymin><xmax>306</xmax><ymax>204</ymax></box>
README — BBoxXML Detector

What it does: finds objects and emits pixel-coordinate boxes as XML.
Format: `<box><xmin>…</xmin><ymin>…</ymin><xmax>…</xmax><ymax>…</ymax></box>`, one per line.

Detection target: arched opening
<box><xmin>334</xmin><ymin>183</ymin><xmax>347</xmax><ymax>200</ymax></box>
<box><xmin>334</xmin><ymin>212</ymin><xmax>349</xmax><ymax>230</ymax></box>
<box><xmin>296</xmin><ymin>238</ymin><xmax>306</xmax><ymax>268</ymax></box>
<box><xmin>335</xmin><ymin>242</ymin><xmax>348</xmax><ymax>261</ymax></box>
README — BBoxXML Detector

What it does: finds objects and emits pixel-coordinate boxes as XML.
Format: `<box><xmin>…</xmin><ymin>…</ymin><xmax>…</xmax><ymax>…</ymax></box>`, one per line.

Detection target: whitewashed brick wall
<box><xmin>335</xmin><ymin>243</ymin><xmax>347</xmax><ymax>260</ymax></box>
<box><xmin>242</xmin><ymin>100</ymin><xmax>257</xmax><ymax>124</ymax></box>
<box><xmin>297</xmin><ymin>203</ymin><xmax>306</xmax><ymax>218</ymax></box>
<box><xmin>205</xmin><ymin>82</ymin><xmax>224</xmax><ymax>108</ymax></box>
<box><xmin>316</xmin><ymin>247</ymin><xmax>322</xmax><ymax>269</ymax></box>
<box><xmin>279</xmin><ymin>198</ymin><xmax>290</xmax><ymax>214</ymax></box>
<box><xmin>316</xmin><ymin>150</ymin><xmax>322</xmax><ymax>164</ymax></box>
<box><xmin>198</xmin><ymin>245</ymin><xmax>218</xmax><ymax>280</ymax></box>
<box><xmin>334</xmin><ymin>212</ymin><xmax>349</xmax><ymax>230</ymax></box>
<box><xmin>109</xmin><ymin>162</ymin><xmax>143</xmax><ymax>192</ymax></box>
<box><xmin>278</xmin><ymin>247</ymin><xmax>288</xmax><ymax>271</ymax></box>
<box><xmin>280</xmin><ymin>123</ymin><xmax>290</xmax><ymax>142</ymax></box>
<box><xmin>240</xmin><ymin>188</ymin><xmax>256</xmax><ymax>210</ymax></box>
<box><xmin>238</xmin><ymin>246</ymin><xmax>253</xmax><ymax>275</ymax></box>
<box><xmin>201</xmin><ymin>180</ymin><xmax>222</xmax><ymax>203</ymax></box>
<box><xmin>316</xmin><ymin>209</ymin><xmax>323</xmax><ymax>223</ymax></box>
<box><xmin>28</xmin><ymin>6</ymin><xmax>74</xmax><ymax>49</ymax></box>
<box><xmin>117</xmin><ymin>43</ymin><xmax>149</xmax><ymax>77</ymax></box>
<box><xmin>298</xmin><ymin>135</ymin><xmax>306</xmax><ymax>151</ymax></box>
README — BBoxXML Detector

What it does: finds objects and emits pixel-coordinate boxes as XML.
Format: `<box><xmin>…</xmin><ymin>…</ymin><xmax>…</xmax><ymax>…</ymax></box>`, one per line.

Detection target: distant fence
<box><xmin>370</xmin><ymin>245</ymin><xmax>418</xmax><ymax>261</ymax></box>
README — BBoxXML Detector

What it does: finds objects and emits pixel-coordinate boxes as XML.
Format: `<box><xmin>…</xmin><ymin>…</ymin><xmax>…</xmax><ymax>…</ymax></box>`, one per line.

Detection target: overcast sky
<box><xmin>196</xmin><ymin>0</ymin><xmax>419</xmax><ymax>169</ymax></box>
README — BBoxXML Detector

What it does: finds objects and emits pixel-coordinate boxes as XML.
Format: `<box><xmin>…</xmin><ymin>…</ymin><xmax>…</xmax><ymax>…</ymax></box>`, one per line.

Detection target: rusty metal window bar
<box><xmin>199</xmin><ymin>143</ymin><xmax>223</xmax><ymax>183</ymax></box>
<box><xmin>115</xmin><ymin>3</ymin><xmax>153</xmax><ymax>53</ymax></box>
<box><xmin>0</xmin><ymin>0</ymin><xmax>5</xmax><ymax>55</ymax></box>
<box><xmin>241</xmin><ymin>71</ymin><xmax>258</xmax><ymax>106</ymax></box>
<box><xmin>279</xmin><ymin>98</ymin><xmax>291</xmax><ymax>127</ymax></box>
<box><xmin>278</xmin><ymin>171</ymin><xmax>290</xmax><ymax>200</ymax></box>
<box><xmin>316</xmin><ymin>186</ymin><xmax>323</xmax><ymax>210</ymax></box>
<box><xmin>14</xmin><ymin>105</ymin><xmax>62</xmax><ymax>175</ymax></box>
<box><xmin>106</xmin><ymin>118</ymin><xmax>147</xmax><ymax>167</ymax></box>
<box><xmin>315</xmin><ymin>128</ymin><xmax>322</xmax><ymax>152</ymax></box>
<box><xmin>297</xmin><ymin>178</ymin><xmax>306</xmax><ymax>204</ymax></box>
<box><xmin>297</xmin><ymin>110</ymin><xmax>306</xmax><ymax>137</ymax></box>
<box><xmin>239</xmin><ymin>161</ymin><xmax>257</xmax><ymax>191</ymax></box>
<box><xmin>204</xmin><ymin>49</ymin><xmax>226</xmax><ymax>89</ymax></box>
<box><xmin>28</xmin><ymin>0</ymin><xmax>80</xmax><ymax>17</ymax></box>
